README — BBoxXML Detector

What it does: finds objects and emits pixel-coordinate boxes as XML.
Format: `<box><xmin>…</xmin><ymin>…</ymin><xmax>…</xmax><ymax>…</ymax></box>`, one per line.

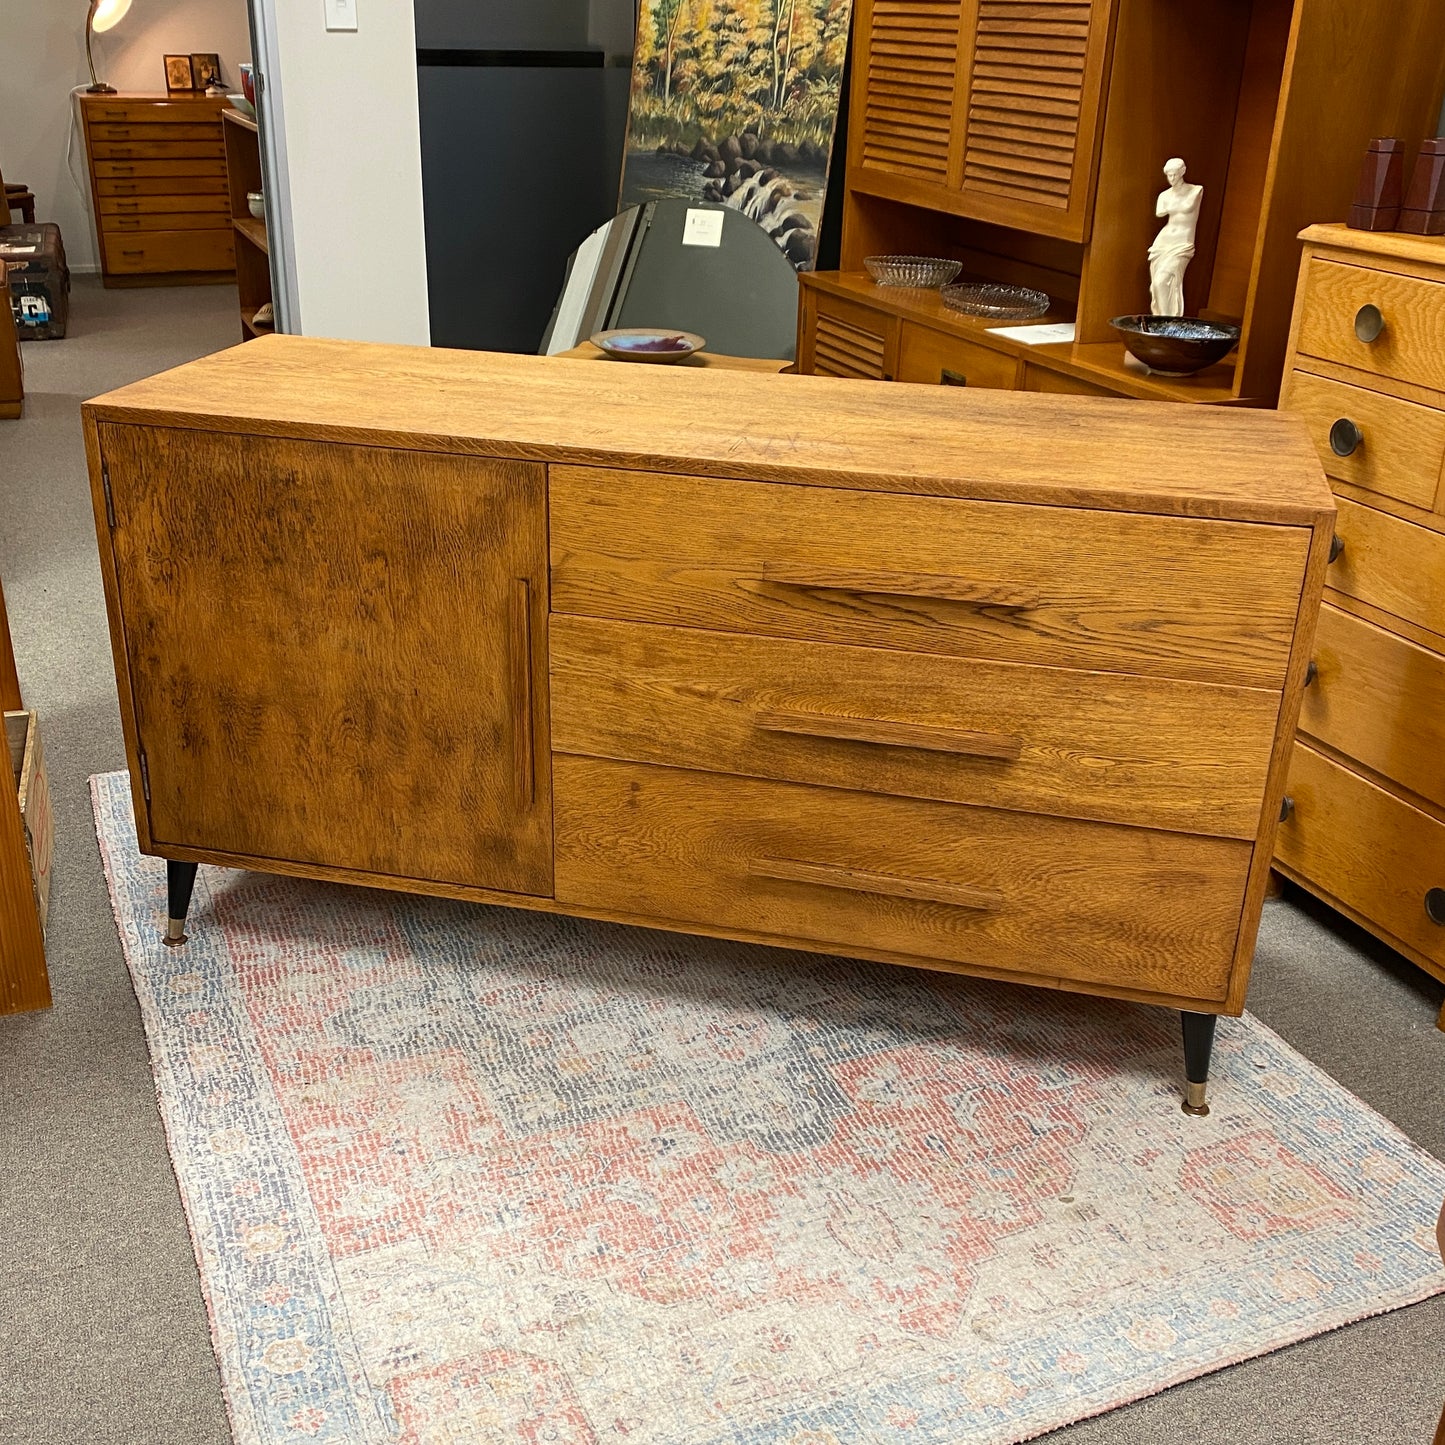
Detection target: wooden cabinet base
<box><xmin>84</xmin><ymin>337</ymin><xmax>1335</xmax><ymax>1107</ymax></box>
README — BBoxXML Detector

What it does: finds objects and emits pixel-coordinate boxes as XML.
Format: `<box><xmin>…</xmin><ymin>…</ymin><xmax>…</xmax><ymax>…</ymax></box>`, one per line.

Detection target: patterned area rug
<box><xmin>92</xmin><ymin>771</ymin><xmax>1445</xmax><ymax>1444</ymax></box>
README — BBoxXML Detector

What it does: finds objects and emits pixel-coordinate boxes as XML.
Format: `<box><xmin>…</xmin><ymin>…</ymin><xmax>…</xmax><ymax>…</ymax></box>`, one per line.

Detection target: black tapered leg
<box><xmin>1180</xmin><ymin>1011</ymin><xmax>1218</xmax><ymax>1117</ymax></box>
<box><xmin>163</xmin><ymin>860</ymin><xmax>198</xmax><ymax>947</ymax></box>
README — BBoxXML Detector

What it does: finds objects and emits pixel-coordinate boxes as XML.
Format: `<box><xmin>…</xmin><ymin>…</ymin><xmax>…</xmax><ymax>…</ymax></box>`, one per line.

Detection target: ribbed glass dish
<box><xmin>863</xmin><ymin>255</ymin><xmax>963</xmax><ymax>288</ymax></box>
<box><xmin>941</xmin><ymin>282</ymin><xmax>1051</xmax><ymax>320</ymax></box>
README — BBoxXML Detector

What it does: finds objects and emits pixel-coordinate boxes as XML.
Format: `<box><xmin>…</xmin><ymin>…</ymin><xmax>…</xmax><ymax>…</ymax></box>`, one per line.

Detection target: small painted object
<box><xmin>1400</xmin><ymin>139</ymin><xmax>1445</xmax><ymax>236</ymax></box>
<box><xmin>863</xmin><ymin>255</ymin><xmax>962</xmax><ymax>289</ymax></box>
<box><xmin>590</xmin><ymin>328</ymin><xmax>706</xmax><ymax>364</ymax></box>
<box><xmin>941</xmin><ymin>282</ymin><xmax>1050</xmax><ymax>320</ymax></box>
<box><xmin>1348</xmin><ymin>137</ymin><xmax>1405</xmax><ymax>231</ymax></box>
<box><xmin>246</xmin><ymin>191</ymin><xmax>265</xmax><ymax>221</ymax></box>
<box><xmin>1149</xmin><ymin>159</ymin><xmax>1203</xmax><ymax>317</ymax></box>
<box><xmin>1110</xmin><ymin>315</ymin><xmax>1240</xmax><ymax>377</ymax></box>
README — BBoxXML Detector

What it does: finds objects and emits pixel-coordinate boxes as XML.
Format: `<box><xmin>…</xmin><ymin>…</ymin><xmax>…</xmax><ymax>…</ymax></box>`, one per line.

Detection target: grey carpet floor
<box><xmin>0</xmin><ymin>278</ymin><xmax>1441</xmax><ymax>1444</ymax></box>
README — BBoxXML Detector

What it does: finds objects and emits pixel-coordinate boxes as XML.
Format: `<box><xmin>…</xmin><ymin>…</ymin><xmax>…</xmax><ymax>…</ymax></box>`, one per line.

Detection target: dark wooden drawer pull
<box><xmin>1354</xmin><ymin>304</ymin><xmax>1385</xmax><ymax>343</ymax></box>
<box><xmin>510</xmin><ymin>577</ymin><xmax>535</xmax><ymax>810</ymax></box>
<box><xmin>762</xmin><ymin>564</ymin><xmax>1039</xmax><ymax>609</ymax></box>
<box><xmin>1329</xmin><ymin>418</ymin><xmax>1364</xmax><ymax>456</ymax></box>
<box><xmin>1329</xmin><ymin>534</ymin><xmax>1345</xmax><ymax>562</ymax></box>
<box><xmin>747</xmin><ymin>856</ymin><xmax>1004</xmax><ymax>912</ymax></box>
<box><xmin>755</xmin><ymin>707</ymin><xmax>1022</xmax><ymax>760</ymax></box>
<box><xmin>1426</xmin><ymin>888</ymin><xmax>1445</xmax><ymax>925</ymax></box>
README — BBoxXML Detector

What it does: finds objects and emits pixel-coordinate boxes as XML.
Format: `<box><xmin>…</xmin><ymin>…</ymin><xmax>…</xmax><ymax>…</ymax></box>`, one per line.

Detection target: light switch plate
<box><xmin>324</xmin><ymin>0</ymin><xmax>358</xmax><ymax>31</ymax></box>
<box><xmin>681</xmin><ymin>208</ymin><xmax>724</xmax><ymax>248</ymax></box>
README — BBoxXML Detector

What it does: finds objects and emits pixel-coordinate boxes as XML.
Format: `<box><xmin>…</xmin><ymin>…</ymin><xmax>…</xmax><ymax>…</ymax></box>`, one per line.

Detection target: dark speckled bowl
<box><xmin>1109</xmin><ymin>315</ymin><xmax>1241</xmax><ymax>377</ymax></box>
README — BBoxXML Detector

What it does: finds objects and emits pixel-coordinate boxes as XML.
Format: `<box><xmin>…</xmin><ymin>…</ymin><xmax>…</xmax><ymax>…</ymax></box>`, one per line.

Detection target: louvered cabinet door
<box><xmin>853</xmin><ymin>0</ymin><xmax>966</xmax><ymax>191</ymax></box>
<box><xmin>955</xmin><ymin>0</ymin><xmax>1117</xmax><ymax>240</ymax></box>
<box><xmin>805</xmin><ymin>293</ymin><xmax>901</xmax><ymax>379</ymax></box>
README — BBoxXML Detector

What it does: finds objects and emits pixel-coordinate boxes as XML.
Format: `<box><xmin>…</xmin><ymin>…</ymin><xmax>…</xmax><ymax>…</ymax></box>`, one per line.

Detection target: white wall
<box><xmin>0</xmin><ymin>0</ymin><xmax>252</xmax><ymax>272</ymax></box>
<box><xmin>259</xmin><ymin>0</ymin><xmax>429</xmax><ymax>345</ymax></box>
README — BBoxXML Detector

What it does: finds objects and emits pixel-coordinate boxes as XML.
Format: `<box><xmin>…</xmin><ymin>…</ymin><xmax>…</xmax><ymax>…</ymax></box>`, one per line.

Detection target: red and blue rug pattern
<box><xmin>92</xmin><ymin>771</ymin><xmax>1445</xmax><ymax>1444</ymax></box>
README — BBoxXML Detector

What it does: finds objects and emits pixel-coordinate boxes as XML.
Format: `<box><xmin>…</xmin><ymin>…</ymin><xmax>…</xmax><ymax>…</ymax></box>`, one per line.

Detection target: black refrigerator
<box><xmin>415</xmin><ymin>0</ymin><xmax>634</xmax><ymax>353</ymax></box>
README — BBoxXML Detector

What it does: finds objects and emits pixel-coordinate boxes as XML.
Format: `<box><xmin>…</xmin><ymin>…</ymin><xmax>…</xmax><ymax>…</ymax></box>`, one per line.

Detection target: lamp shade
<box><xmin>91</xmin><ymin>0</ymin><xmax>131</xmax><ymax>33</ymax></box>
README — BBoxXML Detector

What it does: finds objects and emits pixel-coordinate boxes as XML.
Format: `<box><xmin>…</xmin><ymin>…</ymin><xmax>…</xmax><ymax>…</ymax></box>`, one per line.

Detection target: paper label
<box><xmin>682</xmin><ymin>209</ymin><xmax>724</xmax><ymax>248</ymax></box>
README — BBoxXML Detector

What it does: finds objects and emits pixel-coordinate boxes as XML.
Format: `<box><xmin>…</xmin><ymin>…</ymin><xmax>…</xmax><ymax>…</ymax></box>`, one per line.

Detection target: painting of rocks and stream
<box><xmin>619</xmin><ymin>0</ymin><xmax>855</xmax><ymax>269</ymax></box>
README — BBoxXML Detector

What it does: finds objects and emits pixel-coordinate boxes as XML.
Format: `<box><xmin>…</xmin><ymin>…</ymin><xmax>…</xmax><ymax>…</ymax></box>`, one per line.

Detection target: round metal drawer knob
<box><xmin>1426</xmin><ymin>888</ymin><xmax>1445</xmax><ymax>925</ymax></box>
<box><xmin>1354</xmin><ymin>304</ymin><xmax>1385</xmax><ymax>343</ymax></box>
<box><xmin>1329</xmin><ymin>534</ymin><xmax>1345</xmax><ymax>563</ymax></box>
<box><xmin>1279</xmin><ymin>795</ymin><xmax>1295</xmax><ymax>823</ymax></box>
<box><xmin>1329</xmin><ymin>418</ymin><xmax>1364</xmax><ymax>457</ymax></box>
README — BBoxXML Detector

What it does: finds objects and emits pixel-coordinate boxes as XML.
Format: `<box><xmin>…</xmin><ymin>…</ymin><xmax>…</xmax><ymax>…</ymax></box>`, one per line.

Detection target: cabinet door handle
<box><xmin>940</xmin><ymin>368</ymin><xmax>968</xmax><ymax>386</ymax></box>
<box><xmin>755</xmin><ymin>707</ymin><xmax>1022</xmax><ymax>760</ymax></box>
<box><xmin>510</xmin><ymin>577</ymin><xmax>535</xmax><ymax>810</ymax></box>
<box><xmin>1329</xmin><ymin>418</ymin><xmax>1364</xmax><ymax>456</ymax></box>
<box><xmin>1354</xmin><ymin>304</ymin><xmax>1385</xmax><ymax>343</ymax></box>
<box><xmin>748</xmin><ymin>856</ymin><xmax>1004</xmax><ymax>912</ymax></box>
<box><xmin>762</xmin><ymin>565</ymin><xmax>1038</xmax><ymax>610</ymax></box>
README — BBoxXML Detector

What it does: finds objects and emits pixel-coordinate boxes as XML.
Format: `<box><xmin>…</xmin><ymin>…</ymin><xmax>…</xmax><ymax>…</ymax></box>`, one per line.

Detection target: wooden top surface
<box><xmin>1300</xmin><ymin>224</ymin><xmax>1445</xmax><ymax>270</ymax></box>
<box><xmin>83</xmin><ymin>334</ymin><xmax>1333</xmax><ymax>523</ymax></box>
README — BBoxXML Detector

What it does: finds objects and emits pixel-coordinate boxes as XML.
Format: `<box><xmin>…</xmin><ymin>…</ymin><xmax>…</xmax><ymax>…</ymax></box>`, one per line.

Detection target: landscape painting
<box><xmin>619</xmin><ymin>0</ymin><xmax>855</xmax><ymax>269</ymax></box>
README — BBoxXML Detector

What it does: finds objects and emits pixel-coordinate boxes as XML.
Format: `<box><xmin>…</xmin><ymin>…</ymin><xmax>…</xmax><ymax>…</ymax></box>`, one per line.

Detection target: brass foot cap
<box><xmin>162</xmin><ymin>919</ymin><xmax>189</xmax><ymax>947</ymax></box>
<box><xmin>1181</xmin><ymin>1100</ymin><xmax>1210</xmax><ymax>1117</ymax></box>
<box><xmin>1181</xmin><ymin>1080</ymin><xmax>1209</xmax><ymax>1116</ymax></box>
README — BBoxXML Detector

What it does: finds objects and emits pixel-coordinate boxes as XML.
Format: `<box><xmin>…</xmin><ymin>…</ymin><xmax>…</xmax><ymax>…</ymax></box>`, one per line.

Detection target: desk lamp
<box><xmin>85</xmin><ymin>0</ymin><xmax>132</xmax><ymax>95</ymax></box>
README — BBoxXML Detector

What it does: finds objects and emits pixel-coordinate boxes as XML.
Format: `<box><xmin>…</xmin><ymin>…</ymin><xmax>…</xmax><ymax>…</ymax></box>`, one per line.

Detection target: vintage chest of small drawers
<box><xmin>80</xmin><ymin>93</ymin><xmax>235</xmax><ymax>286</ymax></box>
<box><xmin>1277</xmin><ymin>225</ymin><xmax>1445</xmax><ymax>1026</ymax></box>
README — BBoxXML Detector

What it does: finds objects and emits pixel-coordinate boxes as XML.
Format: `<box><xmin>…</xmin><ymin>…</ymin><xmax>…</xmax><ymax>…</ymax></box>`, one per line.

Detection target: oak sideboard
<box><xmin>83</xmin><ymin>337</ymin><xmax>1335</xmax><ymax>1112</ymax></box>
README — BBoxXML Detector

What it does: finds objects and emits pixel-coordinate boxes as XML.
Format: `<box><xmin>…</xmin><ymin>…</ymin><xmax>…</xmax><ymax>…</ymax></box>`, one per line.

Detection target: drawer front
<box><xmin>83</xmin><ymin>100</ymin><xmax>222</xmax><ymax>124</ymax></box>
<box><xmin>1278</xmin><ymin>742</ymin><xmax>1445</xmax><ymax>970</ymax></box>
<box><xmin>550</xmin><ymin>615</ymin><xmax>1280</xmax><ymax>838</ymax></box>
<box><xmin>1021</xmin><ymin>365</ymin><xmax>1120</xmax><ymax>398</ymax></box>
<box><xmin>104</xmin><ymin>229</ymin><xmax>234</xmax><ymax>274</ymax></box>
<box><xmin>897</xmin><ymin>323</ymin><xmax>1020</xmax><ymax>389</ymax></box>
<box><xmin>95</xmin><ymin>159</ymin><xmax>227</xmax><ymax>179</ymax></box>
<box><xmin>810</xmin><ymin>293</ymin><xmax>899</xmax><ymax>379</ymax></box>
<box><xmin>88</xmin><ymin>123</ymin><xmax>221</xmax><ymax>142</ymax></box>
<box><xmin>1285</xmin><ymin>370</ymin><xmax>1445</xmax><ymax>510</ymax></box>
<box><xmin>92</xmin><ymin>141</ymin><xmax>226</xmax><ymax>160</ymax></box>
<box><xmin>1296</xmin><ymin>259</ymin><xmax>1445</xmax><ymax>393</ymax></box>
<box><xmin>100</xmin><ymin>194</ymin><xmax>229</xmax><ymax>216</ymax></box>
<box><xmin>549</xmin><ymin>467</ymin><xmax>1312</xmax><ymax>686</ymax></box>
<box><xmin>98</xmin><ymin>176</ymin><xmax>227</xmax><ymax>197</ymax></box>
<box><xmin>103</xmin><ymin>211</ymin><xmax>235</xmax><ymax>233</ymax></box>
<box><xmin>1300</xmin><ymin>603</ymin><xmax>1445</xmax><ymax>809</ymax></box>
<box><xmin>1329</xmin><ymin>495</ymin><xmax>1445</xmax><ymax>639</ymax></box>
<box><xmin>555</xmin><ymin>756</ymin><xmax>1249</xmax><ymax>1003</ymax></box>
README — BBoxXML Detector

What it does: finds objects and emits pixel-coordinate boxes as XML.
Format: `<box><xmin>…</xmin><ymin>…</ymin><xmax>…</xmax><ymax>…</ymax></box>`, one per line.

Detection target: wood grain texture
<box><xmin>99</xmin><ymin>424</ymin><xmax>552</xmax><ymax>895</ymax></box>
<box><xmin>1328</xmin><ymin>493</ymin><xmax>1445</xmax><ymax>639</ymax></box>
<box><xmin>80</xmin><ymin>333</ymin><xmax>1336</xmax><ymax>525</ymax></box>
<box><xmin>1277</xmin><ymin>742</ymin><xmax>1445</xmax><ymax>973</ymax></box>
<box><xmin>1299</xmin><ymin>603</ymin><xmax>1445</xmax><ymax>812</ymax></box>
<box><xmin>897</xmin><ymin>320</ymin><xmax>1021</xmax><ymax>388</ymax></box>
<box><xmin>1282</xmin><ymin>368</ymin><xmax>1445</xmax><ymax>511</ymax></box>
<box><xmin>548</xmin><ymin>466</ymin><xmax>1311</xmax><ymax>686</ymax></box>
<box><xmin>810</xmin><ymin>291</ymin><xmax>900</xmax><ymax>379</ymax></box>
<box><xmin>553</xmin><ymin>755</ymin><xmax>1248</xmax><ymax>1002</ymax></box>
<box><xmin>0</xmin><ymin>579</ymin><xmax>21</xmax><ymax>712</ymax></box>
<box><xmin>548</xmin><ymin>614</ymin><xmax>1281</xmax><ymax>837</ymax></box>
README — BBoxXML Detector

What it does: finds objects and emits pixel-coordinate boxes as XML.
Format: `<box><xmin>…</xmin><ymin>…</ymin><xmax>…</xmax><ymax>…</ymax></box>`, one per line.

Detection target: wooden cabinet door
<box><xmin>99</xmin><ymin>425</ymin><xmax>552</xmax><ymax>896</ymax></box>
<box><xmin>806</xmin><ymin>290</ymin><xmax>900</xmax><ymax>378</ymax></box>
<box><xmin>954</xmin><ymin>0</ymin><xmax>1117</xmax><ymax>240</ymax></box>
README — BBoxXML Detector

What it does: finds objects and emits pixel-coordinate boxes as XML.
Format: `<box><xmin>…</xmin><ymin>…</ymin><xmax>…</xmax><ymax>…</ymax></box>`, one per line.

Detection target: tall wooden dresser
<box><xmin>1276</xmin><ymin>225</ymin><xmax>1445</xmax><ymax>1027</ymax></box>
<box><xmin>80</xmin><ymin>93</ymin><xmax>236</xmax><ymax>286</ymax></box>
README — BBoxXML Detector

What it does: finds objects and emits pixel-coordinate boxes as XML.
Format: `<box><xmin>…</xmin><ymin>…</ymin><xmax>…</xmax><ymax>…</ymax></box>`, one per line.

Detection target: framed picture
<box><xmin>189</xmin><ymin>53</ymin><xmax>222</xmax><ymax>90</ymax></box>
<box><xmin>164</xmin><ymin>55</ymin><xmax>194</xmax><ymax>94</ymax></box>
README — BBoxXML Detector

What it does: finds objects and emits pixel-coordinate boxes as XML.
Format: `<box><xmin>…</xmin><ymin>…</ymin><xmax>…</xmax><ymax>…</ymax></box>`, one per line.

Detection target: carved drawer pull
<box><xmin>747</xmin><ymin>856</ymin><xmax>1004</xmax><ymax>912</ymax></box>
<box><xmin>755</xmin><ymin>707</ymin><xmax>1022</xmax><ymax>760</ymax></box>
<box><xmin>761</xmin><ymin>565</ymin><xmax>1039</xmax><ymax>610</ymax></box>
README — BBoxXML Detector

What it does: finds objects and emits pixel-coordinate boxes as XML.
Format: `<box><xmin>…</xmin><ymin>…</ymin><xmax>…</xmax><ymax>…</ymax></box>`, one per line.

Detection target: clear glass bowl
<box><xmin>941</xmin><ymin>282</ymin><xmax>1051</xmax><ymax>320</ymax></box>
<box><xmin>864</xmin><ymin>255</ymin><xmax>963</xmax><ymax>289</ymax></box>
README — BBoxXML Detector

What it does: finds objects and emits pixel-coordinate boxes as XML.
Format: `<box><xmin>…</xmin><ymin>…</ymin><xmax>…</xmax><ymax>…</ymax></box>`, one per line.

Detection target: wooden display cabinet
<box><xmin>799</xmin><ymin>0</ymin><xmax>1445</xmax><ymax>405</ymax></box>
<box><xmin>222</xmin><ymin>109</ymin><xmax>273</xmax><ymax>342</ymax></box>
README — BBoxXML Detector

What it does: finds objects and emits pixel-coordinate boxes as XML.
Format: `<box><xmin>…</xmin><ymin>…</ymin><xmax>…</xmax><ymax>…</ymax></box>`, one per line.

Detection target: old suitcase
<box><xmin>1</xmin><ymin>223</ymin><xmax>70</xmax><ymax>340</ymax></box>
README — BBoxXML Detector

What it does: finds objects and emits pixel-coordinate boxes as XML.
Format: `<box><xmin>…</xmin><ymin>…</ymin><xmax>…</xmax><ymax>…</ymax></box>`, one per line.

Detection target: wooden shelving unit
<box><xmin>222</xmin><ymin>109</ymin><xmax>273</xmax><ymax>343</ymax></box>
<box><xmin>798</xmin><ymin>0</ymin><xmax>1445</xmax><ymax>406</ymax></box>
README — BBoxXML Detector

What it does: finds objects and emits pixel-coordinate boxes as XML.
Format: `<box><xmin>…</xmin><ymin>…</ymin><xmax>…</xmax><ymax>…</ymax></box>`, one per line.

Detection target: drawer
<box><xmin>95</xmin><ymin>159</ymin><xmax>227</xmax><ymax>179</ymax></box>
<box><xmin>550</xmin><ymin>615</ymin><xmax>1281</xmax><ymax>838</ymax></box>
<box><xmin>809</xmin><ymin>292</ymin><xmax>899</xmax><ymax>379</ymax></box>
<box><xmin>91</xmin><ymin>141</ymin><xmax>226</xmax><ymax>160</ymax></box>
<box><xmin>897</xmin><ymin>323</ymin><xmax>1019</xmax><ymax>389</ymax></box>
<box><xmin>88</xmin><ymin>123</ymin><xmax>221</xmax><ymax>142</ymax></box>
<box><xmin>1277</xmin><ymin>742</ymin><xmax>1445</xmax><ymax>971</ymax></box>
<box><xmin>1295</xmin><ymin>259</ymin><xmax>1445</xmax><ymax>394</ymax></box>
<box><xmin>1021</xmin><ymin>364</ymin><xmax>1120</xmax><ymax>398</ymax></box>
<box><xmin>549</xmin><ymin>467</ymin><xmax>1312</xmax><ymax>686</ymax></box>
<box><xmin>1329</xmin><ymin>495</ymin><xmax>1445</xmax><ymax>640</ymax></box>
<box><xmin>83</xmin><ymin>100</ymin><xmax>221</xmax><ymax>124</ymax></box>
<box><xmin>1300</xmin><ymin>603</ymin><xmax>1445</xmax><ymax>809</ymax></box>
<box><xmin>103</xmin><ymin>211</ymin><xmax>235</xmax><ymax>233</ymax></box>
<box><xmin>554</xmin><ymin>756</ymin><xmax>1250</xmax><ymax>1003</ymax></box>
<box><xmin>1285</xmin><ymin>370</ymin><xmax>1445</xmax><ymax>510</ymax></box>
<box><xmin>98</xmin><ymin>176</ymin><xmax>227</xmax><ymax>197</ymax></box>
<box><xmin>100</xmin><ymin>194</ymin><xmax>228</xmax><ymax>216</ymax></box>
<box><xmin>104</xmin><ymin>229</ymin><xmax>234</xmax><ymax>274</ymax></box>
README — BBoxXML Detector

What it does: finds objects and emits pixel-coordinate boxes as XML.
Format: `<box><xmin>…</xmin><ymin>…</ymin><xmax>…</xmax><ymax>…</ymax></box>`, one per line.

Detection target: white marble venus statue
<box><xmin>1148</xmin><ymin>158</ymin><xmax>1204</xmax><ymax>316</ymax></box>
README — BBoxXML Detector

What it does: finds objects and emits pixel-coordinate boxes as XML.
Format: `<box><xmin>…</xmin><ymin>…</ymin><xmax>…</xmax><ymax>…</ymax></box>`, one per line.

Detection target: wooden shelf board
<box><xmin>221</xmin><ymin>107</ymin><xmax>258</xmax><ymax>135</ymax></box>
<box><xmin>233</xmin><ymin>217</ymin><xmax>268</xmax><ymax>254</ymax></box>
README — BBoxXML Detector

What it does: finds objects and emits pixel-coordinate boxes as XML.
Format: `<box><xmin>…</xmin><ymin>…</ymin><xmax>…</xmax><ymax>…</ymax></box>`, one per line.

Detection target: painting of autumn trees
<box><xmin>628</xmin><ymin>0</ymin><xmax>853</xmax><ymax>154</ymax></box>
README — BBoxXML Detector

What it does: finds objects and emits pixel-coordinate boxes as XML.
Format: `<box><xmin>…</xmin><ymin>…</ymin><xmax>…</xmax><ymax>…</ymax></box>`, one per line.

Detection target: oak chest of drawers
<box><xmin>83</xmin><ymin>338</ymin><xmax>1334</xmax><ymax>1110</ymax></box>
<box><xmin>80</xmin><ymin>93</ymin><xmax>235</xmax><ymax>286</ymax></box>
<box><xmin>1277</xmin><ymin>225</ymin><xmax>1445</xmax><ymax>1026</ymax></box>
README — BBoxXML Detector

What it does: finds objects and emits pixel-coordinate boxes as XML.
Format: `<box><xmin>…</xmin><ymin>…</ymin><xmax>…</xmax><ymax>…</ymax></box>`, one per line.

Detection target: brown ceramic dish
<box><xmin>1109</xmin><ymin>315</ymin><xmax>1240</xmax><ymax>377</ymax></box>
